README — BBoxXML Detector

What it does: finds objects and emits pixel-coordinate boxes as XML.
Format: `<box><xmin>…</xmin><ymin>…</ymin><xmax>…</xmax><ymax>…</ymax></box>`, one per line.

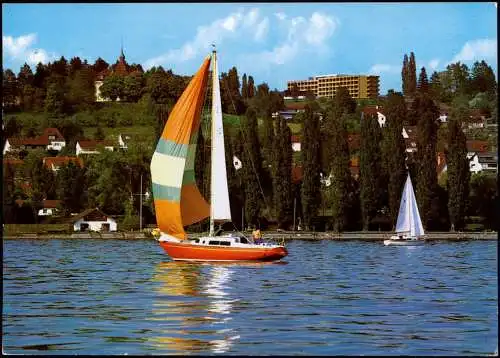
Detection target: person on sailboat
<box><xmin>253</xmin><ymin>227</ymin><xmax>263</xmax><ymax>244</ymax></box>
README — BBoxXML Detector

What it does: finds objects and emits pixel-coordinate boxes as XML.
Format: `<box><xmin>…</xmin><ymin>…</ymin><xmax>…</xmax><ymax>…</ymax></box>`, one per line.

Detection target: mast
<box><xmin>209</xmin><ymin>46</ymin><xmax>232</xmax><ymax>236</ymax></box>
<box><xmin>209</xmin><ymin>48</ymin><xmax>216</xmax><ymax>236</ymax></box>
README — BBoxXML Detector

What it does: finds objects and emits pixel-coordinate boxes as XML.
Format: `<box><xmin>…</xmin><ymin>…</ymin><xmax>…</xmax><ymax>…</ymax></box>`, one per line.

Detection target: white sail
<box><xmin>395</xmin><ymin>175</ymin><xmax>411</xmax><ymax>234</ymax></box>
<box><xmin>409</xmin><ymin>177</ymin><xmax>425</xmax><ymax>237</ymax></box>
<box><xmin>209</xmin><ymin>50</ymin><xmax>232</xmax><ymax>232</ymax></box>
<box><xmin>395</xmin><ymin>174</ymin><xmax>424</xmax><ymax>237</ymax></box>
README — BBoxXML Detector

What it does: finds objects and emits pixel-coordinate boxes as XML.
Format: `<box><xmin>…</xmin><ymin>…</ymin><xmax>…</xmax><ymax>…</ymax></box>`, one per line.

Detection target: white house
<box><xmin>362</xmin><ymin>106</ymin><xmax>386</xmax><ymax>128</ymax></box>
<box><xmin>71</xmin><ymin>208</ymin><xmax>117</xmax><ymax>232</ymax></box>
<box><xmin>402</xmin><ymin>126</ymin><xmax>418</xmax><ymax>153</ymax></box>
<box><xmin>468</xmin><ymin>152</ymin><xmax>498</xmax><ymax>174</ymax></box>
<box><xmin>3</xmin><ymin>128</ymin><xmax>66</xmax><ymax>155</ymax></box>
<box><xmin>76</xmin><ymin>140</ymin><xmax>115</xmax><ymax>156</ymax></box>
<box><xmin>118</xmin><ymin>133</ymin><xmax>132</xmax><ymax>150</ymax></box>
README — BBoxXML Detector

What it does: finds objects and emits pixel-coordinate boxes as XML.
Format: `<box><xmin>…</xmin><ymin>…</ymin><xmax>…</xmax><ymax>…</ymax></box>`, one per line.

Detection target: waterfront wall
<box><xmin>2</xmin><ymin>230</ymin><xmax>497</xmax><ymax>241</ymax></box>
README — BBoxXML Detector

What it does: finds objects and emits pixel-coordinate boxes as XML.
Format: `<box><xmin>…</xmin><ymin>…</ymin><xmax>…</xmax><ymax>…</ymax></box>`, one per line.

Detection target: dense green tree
<box><xmin>67</xmin><ymin>67</ymin><xmax>95</xmax><ymax>109</ymax></box>
<box><xmin>56</xmin><ymin>161</ymin><xmax>87</xmax><ymax>216</ymax></box>
<box><xmin>241</xmin><ymin>107</ymin><xmax>264</xmax><ymax>226</ymax></box>
<box><xmin>44</xmin><ymin>83</ymin><xmax>65</xmax><ymax>116</ymax></box>
<box><xmin>429</xmin><ymin>71</ymin><xmax>443</xmax><ymax>100</ymax></box>
<box><xmin>301</xmin><ymin>105</ymin><xmax>321</xmax><ymax>230</ymax></box>
<box><xmin>220</xmin><ymin>67</ymin><xmax>245</xmax><ymax>114</ymax></box>
<box><xmin>470</xmin><ymin>60</ymin><xmax>497</xmax><ymax>97</ymax></box>
<box><xmin>261</xmin><ymin>110</ymin><xmax>275</xmax><ymax>165</ymax></box>
<box><xmin>93</xmin><ymin>57</ymin><xmax>110</xmax><ymax>74</ymax></box>
<box><xmin>360</xmin><ymin>111</ymin><xmax>383</xmax><ymax>230</ymax></box>
<box><xmin>3</xmin><ymin>69</ymin><xmax>19</xmax><ymax>111</ymax></box>
<box><xmin>3</xmin><ymin>163</ymin><xmax>18</xmax><ymax>223</ymax></box>
<box><xmin>23</xmin><ymin>149</ymin><xmax>56</xmax><ymax>223</ymax></box>
<box><xmin>86</xmin><ymin>150</ymin><xmax>131</xmax><ymax>215</ymax></box>
<box><xmin>241</xmin><ymin>73</ymin><xmax>248</xmax><ymax>99</ymax></box>
<box><xmin>123</xmin><ymin>72</ymin><xmax>145</xmax><ymax>102</ymax></box>
<box><xmin>332</xmin><ymin>87</ymin><xmax>356</xmax><ymax>118</ymax></box>
<box><xmin>381</xmin><ymin>91</ymin><xmax>407</xmax><ymax>226</ymax></box>
<box><xmin>417</xmin><ymin>67</ymin><xmax>429</xmax><ymax>93</ymax></box>
<box><xmin>414</xmin><ymin>93</ymin><xmax>439</xmax><ymax>229</ymax></box>
<box><xmin>402</xmin><ymin>54</ymin><xmax>409</xmax><ymax>95</ymax></box>
<box><xmin>247</xmin><ymin>75</ymin><xmax>255</xmax><ymax>98</ymax></box>
<box><xmin>154</xmin><ymin>104</ymin><xmax>169</xmax><ymax>143</ymax></box>
<box><xmin>273</xmin><ymin>116</ymin><xmax>293</xmax><ymax>228</ymax></box>
<box><xmin>100</xmin><ymin>74</ymin><xmax>125</xmax><ymax>101</ymax></box>
<box><xmin>325</xmin><ymin>112</ymin><xmax>351</xmax><ymax>231</ymax></box>
<box><xmin>33</xmin><ymin>62</ymin><xmax>49</xmax><ymax>88</ymax></box>
<box><xmin>69</xmin><ymin>57</ymin><xmax>83</xmax><ymax>78</ymax></box>
<box><xmin>94</xmin><ymin>125</ymin><xmax>106</xmax><ymax>140</ymax></box>
<box><xmin>468</xmin><ymin>173</ymin><xmax>498</xmax><ymax>230</ymax></box>
<box><xmin>55</xmin><ymin>118</ymin><xmax>84</xmax><ymax>149</ymax></box>
<box><xmin>446</xmin><ymin>117</ymin><xmax>470</xmax><ymax>231</ymax></box>
<box><xmin>18</xmin><ymin>63</ymin><xmax>34</xmax><ymax>86</ymax></box>
<box><xmin>407</xmin><ymin>52</ymin><xmax>417</xmax><ymax>95</ymax></box>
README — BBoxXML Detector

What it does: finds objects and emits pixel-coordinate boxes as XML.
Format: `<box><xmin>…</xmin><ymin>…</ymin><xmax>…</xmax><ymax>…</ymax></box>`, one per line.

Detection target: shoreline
<box><xmin>2</xmin><ymin>231</ymin><xmax>497</xmax><ymax>241</ymax></box>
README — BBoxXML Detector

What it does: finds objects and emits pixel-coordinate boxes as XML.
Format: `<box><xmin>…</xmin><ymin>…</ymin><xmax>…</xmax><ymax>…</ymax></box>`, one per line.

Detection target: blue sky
<box><xmin>2</xmin><ymin>3</ymin><xmax>498</xmax><ymax>94</ymax></box>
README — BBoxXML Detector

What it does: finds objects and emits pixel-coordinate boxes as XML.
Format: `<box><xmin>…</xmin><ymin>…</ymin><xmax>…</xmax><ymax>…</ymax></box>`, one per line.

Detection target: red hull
<box><xmin>159</xmin><ymin>241</ymin><xmax>288</xmax><ymax>262</ymax></box>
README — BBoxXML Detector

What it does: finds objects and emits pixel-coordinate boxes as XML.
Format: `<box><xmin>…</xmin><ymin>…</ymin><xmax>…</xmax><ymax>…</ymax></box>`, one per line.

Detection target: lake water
<box><xmin>2</xmin><ymin>239</ymin><xmax>498</xmax><ymax>355</ymax></box>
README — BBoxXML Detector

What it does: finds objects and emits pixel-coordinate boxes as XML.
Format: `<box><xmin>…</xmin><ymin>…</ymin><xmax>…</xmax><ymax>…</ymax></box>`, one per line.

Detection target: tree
<box><xmin>417</xmin><ymin>67</ymin><xmax>429</xmax><ymax>93</ymax></box>
<box><xmin>381</xmin><ymin>91</ymin><xmax>407</xmax><ymax>226</ymax></box>
<box><xmin>3</xmin><ymin>69</ymin><xmax>20</xmax><ymax>111</ymax></box>
<box><xmin>241</xmin><ymin>107</ymin><xmax>264</xmax><ymax>226</ymax></box>
<box><xmin>100</xmin><ymin>74</ymin><xmax>125</xmax><ymax>101</ymax></box>
<box><xmin>402</xmin><ymin>54</ymin><xmax>409</xmax><ymax>95</ymax></box>
<box><xmin>325</xmin><ymin>111</ymin><xmax>351</xmax><ymax>231</ymax></box>
<box><xmin>67</xmin><ymin>66</ymin><xmax>95</xmax><ymax>110</ymax></box>
<box><xmin>470</xmin><ymin>60</ymin><xmax>497</xmax><ymax>97</ymax></box>
<box><xmin>94</xmin><ymin>125</ymin><xmax>106</xmax><ymax>140</ymax></box>
<box><xmin>262</xmin><ymin>110</ymin><xmax>275</xmax><ymax>165</ymax></box>
<box><xmin>332</xmin><ymin>87</ymin><xmax>356</xmax><ymax>118</ymax></box>
<box><xmin>56</xmin><ymin>161</ymin><xmax>86</xmax><ymax>216</ymax></box>
<box><xmin>429</xmin><ymin>71</ymin><xmax>442</xmax><ymax>100</ymax></box>
<box><xmin>241</xmin><ymin>73</ymin><xmax>248</xmax><ymax>99</ymax></box>
<box><xmin>247</xmin><ymin>75</ymin><xmax>255</xmax><ymax>98</ymax></box>
<box><xmin>86</xmin><ymin>150</ymin><xmax>131</xmax><ymax>215</ymax></box>
<box><xmin>123</xmin><ymin>72</ymin><xmax>145</xmax><ymax>102</ymax></box>
<box><xmin>69</xmin><ymin>57</ymin><xmax>83</xmax><ymax>78</ymax></box>
<box><xmin>3</xmin><ymin>163</ymin><xmax>18</xmax><ymax>223</ymax></box>
<box><xmin>273</xmin><ymin>116</ymin><xmax>293</xmax><ymax>228</ymax></box>
<box><xmin>469</xmin><ymin>172</ymin><xmax>498</xmax><ymax>230</ymax></box>
<box><xmin>360</xmin><ymin>111</ymin><xmax>383</xmax><ymax>230</ymax></box>
<box><xmin>301</xmin><ymin>105</ymin><xmax>321</xmax><ymax>230</ymax></box>
<box><xmin>23</xmin><ymin>149</ymin><xmax>56</xmax><ymax>223</ymax></box>
<box><xmin>407</xmin><ymin>52</ymin><xmax>417</xmax><ymax>95</ymax></box>
<box><xmin>414</xmin><ymin>93</ymin><xmax>439</xmax><ymax>229</ymax></box>
<box><xmin>44</xmin><ymin>83</ymin><xmax>65</xmax><ymax>117</ymax></box>
<box><xmin>446</xmin><ymin>116</ymin><xmax>470</xmax><ymax>231</ymax></box>
<box><xmin>93</xmin><ymin>57</ymin><xmax>110</xmax><ymax>74</ymax></box>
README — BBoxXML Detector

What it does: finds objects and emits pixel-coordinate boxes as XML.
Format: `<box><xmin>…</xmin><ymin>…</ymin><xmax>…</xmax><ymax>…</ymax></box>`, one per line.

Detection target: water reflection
<box><xmin>149</xmin><ymin>261</ymin><xmax>238</xmax><ymax>354</ymax></box>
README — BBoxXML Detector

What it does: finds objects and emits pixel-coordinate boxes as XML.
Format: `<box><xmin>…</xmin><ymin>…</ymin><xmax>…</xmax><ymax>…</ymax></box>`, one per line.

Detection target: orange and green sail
<box><xmin>150</xmin><ymin>56</ymin><xmax>211</xmax><ymax>240</ymax></box>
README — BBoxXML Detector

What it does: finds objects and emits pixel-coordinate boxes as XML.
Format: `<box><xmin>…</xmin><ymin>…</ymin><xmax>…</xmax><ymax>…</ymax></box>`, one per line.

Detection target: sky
<box><xmin>2</xmin><ymin>3</ymin><xmax>498</xmax><ymax>94</ymax></box>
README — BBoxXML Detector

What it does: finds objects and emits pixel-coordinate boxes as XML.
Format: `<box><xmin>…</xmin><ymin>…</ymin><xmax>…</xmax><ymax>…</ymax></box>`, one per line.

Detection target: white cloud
<box><xmin>254</xmin><ymin>18</ymin><xmax>269</xmax><ymax>42</ymax></box>
<box><xmin>304</xmin><ymin>12</ymin><xmax>338</xmax><ymax>46</ymax></box>
<box><xmin>3</xmin><ymin>33</ymin><xmax>57</xmax><ymax>65</ymax></box>
<box><xmin>144</xmin><ymin>8</ymin><xmax>270</xmax><ymax>69</ymax></box>
<box><xmin>451</xmin><ymin>38</ymin><xmax>497</xmax><ymax>63</ymax></box>
<box><xmin>428</xmin><ymin>58</ymin><xmax>440</xmax><ymax>71</ymax></box>
<box><xmin>275</xmin><ymin>12</ymin><xmax>286</xmax><ymax>21</ymax></box>
<box><xmin>3</xmin><ymin>33</ymin><xmax>37</xmax><ymax>57</ymax></box>
<box><xmin>246</xmin><ymin>12</ymin><xmax>338</xmax><ymax>69</ymax></box>
<box><xmin>369</xmin><ymin>64</ymin><xmax>400</xmax><ymax>74</ymax></box>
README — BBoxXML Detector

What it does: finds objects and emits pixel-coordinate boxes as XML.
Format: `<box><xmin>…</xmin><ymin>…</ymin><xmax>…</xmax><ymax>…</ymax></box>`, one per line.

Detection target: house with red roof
<box><xmin>3</xmin><ymin>128</ymin><xmax>66</xmax><ymax>155</ymax></box>
<box><xmin>361</xmin><ymin>105</ymin><xmax>386</xmax><ymax>128</ymax></box>
<box><xmin>43</xmin><ymin>156</ymin><xmax>84</xmax><ymax>172</ymax></box>
<box><xmin>76</xmin><ymin>140</ymin><xmax>115</xmax><ymax>156</ymax></box>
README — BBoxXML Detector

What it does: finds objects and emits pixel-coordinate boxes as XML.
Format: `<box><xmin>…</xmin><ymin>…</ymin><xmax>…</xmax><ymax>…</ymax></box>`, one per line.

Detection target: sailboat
<box><xmin>150</xmin><ymin>49</ymin><xmax>288</xmax><ymax>262</ymax></box>
<box><xmin>383</xmin><ymin>173</ymin><xmax>426</xmax><ymax>246</ymax></box>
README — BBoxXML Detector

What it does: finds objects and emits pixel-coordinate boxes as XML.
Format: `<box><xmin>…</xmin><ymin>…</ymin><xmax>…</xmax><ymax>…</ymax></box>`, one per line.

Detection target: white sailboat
<box><xmin>383</xmin><ymin>173</ymin><xmax>426</xmax><ymax>246</ymax></box>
